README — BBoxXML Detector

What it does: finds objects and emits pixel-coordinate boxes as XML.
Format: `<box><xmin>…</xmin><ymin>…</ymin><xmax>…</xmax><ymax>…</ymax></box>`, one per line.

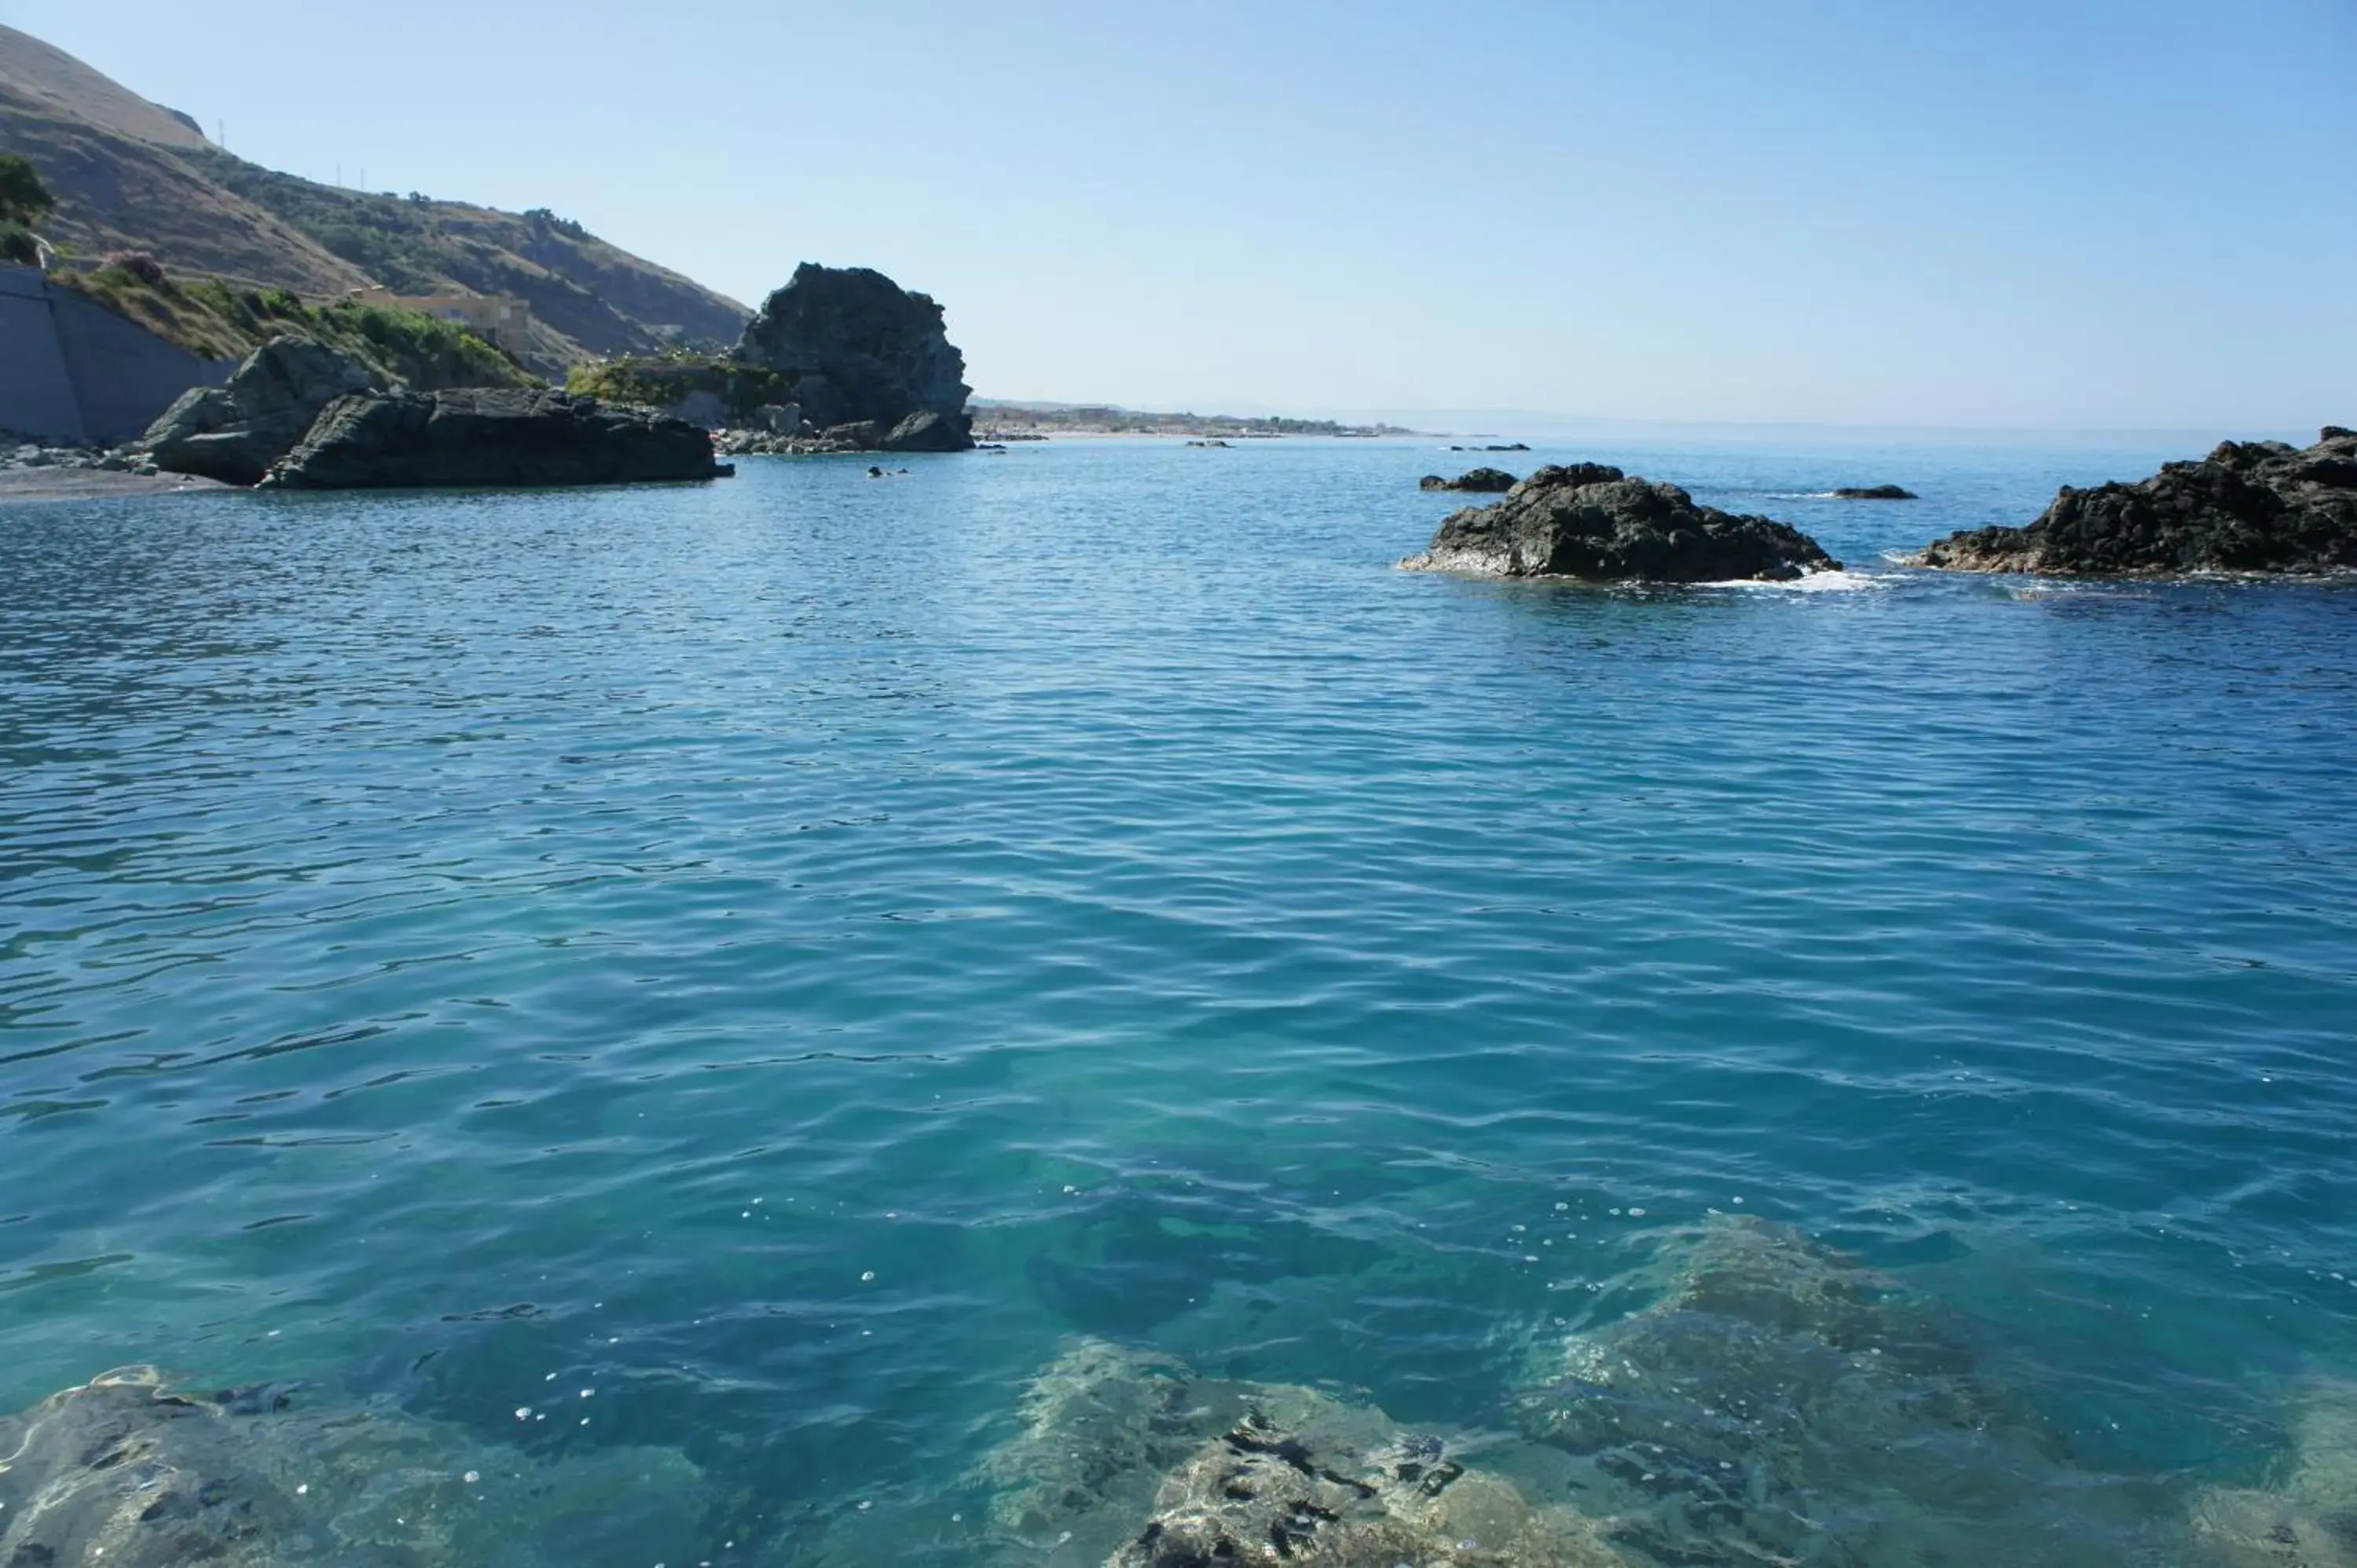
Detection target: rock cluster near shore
<box><xmin>1420</xmin><ymin>467</ymin><xmax>1518</xmax><ymax>493</ymax></box>
<box><xmin>263</xmin><ymin>388</ymin><xmax>730</xmax><ymax>489</ymax></box>
<box><xmin>1913</xmin><ymin>426</ymin><xmax>2357</xmax><ymax>576</ymax></box>
<box><xmin>1404</xmin><ymin>463</ymin><xmax>1839</xmax><ymax>582</ymax></box>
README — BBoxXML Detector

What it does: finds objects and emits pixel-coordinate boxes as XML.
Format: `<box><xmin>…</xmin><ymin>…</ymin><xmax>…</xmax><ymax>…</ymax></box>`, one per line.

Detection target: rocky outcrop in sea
<box><xmin>133</xmin><ymin>335</ymin><xmax>379</xmax><ymax>486</ymax></box>
<box><xmin>1835</xmin><ymin>484</ymin><xmax>1916</xmax><ymax>500</ymax></box>
<box><xmin>1402</xmin><ymin>463</ymin><xmax>1839</xmax><ymax>581</ymax></box>
<box><xmin>734</xmin><ymin>262</ymin><xmax>974</xmax><ymax>452</ymax></box>
<box><xmin>1912</xmin><ymin>427</ymin><xmax>2357</xmax><ymax>576</ymax></box>
<box><xmin>262</xmin><ymin>389</ymin><xmax>730</xmax><ymax>489</ymax></box>
<box><xmin>1421</xmin><ymin>467</ymin><xmax>1519</xmax><ymax>493</ymax></box>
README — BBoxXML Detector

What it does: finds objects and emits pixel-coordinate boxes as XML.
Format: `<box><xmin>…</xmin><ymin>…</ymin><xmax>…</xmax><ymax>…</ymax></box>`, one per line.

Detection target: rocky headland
<box><xmin>1420</xmin><ymin>467</ymin><xmax>1519</xmax><ymax>493</ymax></box>
<box><xmin>587</xmin><ymin>263</ymin><xmax>976</xmax><ymax>455</ymax></box>
<box><xmin>1403</xmin><ymin>463</ymin><xmax>1839</xmax><ymax>582</ymax></box>
<box><xmin>1912</xmin><ymin>427</ymin><xmax>2357</xmax><ymax>576</ymax></box>
<box><xmin>263</xmin><ymin>388</ymin><xmax>730</xmax><ymax>489</ymax></box>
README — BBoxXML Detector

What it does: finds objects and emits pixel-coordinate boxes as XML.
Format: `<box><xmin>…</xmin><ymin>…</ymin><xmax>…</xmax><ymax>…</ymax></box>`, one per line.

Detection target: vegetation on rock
<box><xmin>564</xmin><ymin>354</ymin><xmax>793</xmax><ymax>421</ymax></box>
<box><xmin>49</xmin><ymin>265</ymin><xmax>536</xmax><ymax>390</ymax></box>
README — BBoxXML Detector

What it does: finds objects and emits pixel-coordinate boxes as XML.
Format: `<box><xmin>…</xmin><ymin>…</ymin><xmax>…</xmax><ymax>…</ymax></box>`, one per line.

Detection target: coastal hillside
<box><xmin>0</xmin><ymin>24</ymin><xmax>748</xmax><ymax>374</ymax></box>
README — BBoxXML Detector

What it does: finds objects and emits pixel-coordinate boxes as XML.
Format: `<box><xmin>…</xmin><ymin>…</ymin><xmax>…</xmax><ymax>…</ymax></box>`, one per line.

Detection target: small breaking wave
<box><xmin>1708</xmin><ymin>567</ymin><xmax>1889</xmax><ymax>592</ymax></box>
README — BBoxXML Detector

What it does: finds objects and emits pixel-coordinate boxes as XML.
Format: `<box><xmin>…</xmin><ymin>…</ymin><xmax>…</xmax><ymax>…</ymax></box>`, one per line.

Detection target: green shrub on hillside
<box><xmin>0</xmin><ymin>154</ymin><xmax>55</xmax><ymax>227</ymax></box>
<box><xmin>566</xmin><ymin>355</ymin><xmax>792</xmax><ymax>419</ymax></box>
<box><xmin>49</xmin><ymin>266</ymin><xmax>538</xmax><ymax>391</ymax></box>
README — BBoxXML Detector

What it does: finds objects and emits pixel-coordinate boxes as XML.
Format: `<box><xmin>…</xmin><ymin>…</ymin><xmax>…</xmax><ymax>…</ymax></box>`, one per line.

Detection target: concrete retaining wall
<box><xmin>50</xmin><ymin>287</ymin><xmax>230</xmax><ymax>445</ymax></box>
<box><xmin>0</xmin><ymin>266</ymin><xmax>88</xmax><ymax>443</ymax></box>
<box><xmin>0</xmin><ymin>263</ymin><xmax>229</xmax><ymax>447</ymax></box>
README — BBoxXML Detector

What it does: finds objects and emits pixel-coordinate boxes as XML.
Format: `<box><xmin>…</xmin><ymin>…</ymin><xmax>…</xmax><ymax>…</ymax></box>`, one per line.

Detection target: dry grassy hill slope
<box><xmin>0</xmin><ymin>24</ymin><xmax>749</xmax><ymax>372</ymax></box>
<box><xmin>0</xmin><ymin>24</ymin><xmax>207</xmax><ymax>148</ymax></box>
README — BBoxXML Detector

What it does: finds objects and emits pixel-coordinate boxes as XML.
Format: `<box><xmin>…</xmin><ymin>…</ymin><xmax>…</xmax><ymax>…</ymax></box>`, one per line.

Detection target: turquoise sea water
<box><xmin>3</xmin><ymin>438</ymin><xmax>2355</xmax><ymax>1563</ymax></box>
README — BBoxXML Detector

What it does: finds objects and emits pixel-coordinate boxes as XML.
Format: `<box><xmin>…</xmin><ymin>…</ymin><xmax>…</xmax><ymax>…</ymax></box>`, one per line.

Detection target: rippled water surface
<box><xmin>4</xmin><ymin>438</ymin><xmax>2355</xmax><ymax>1564</ymax></box>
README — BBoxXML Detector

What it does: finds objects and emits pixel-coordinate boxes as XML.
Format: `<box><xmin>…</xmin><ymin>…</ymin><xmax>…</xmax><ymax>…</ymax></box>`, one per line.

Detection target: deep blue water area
<box><xmin>3</xmin><ymin>437</ymin><xmax>2354</xmax><ymax>1563</ymax></box>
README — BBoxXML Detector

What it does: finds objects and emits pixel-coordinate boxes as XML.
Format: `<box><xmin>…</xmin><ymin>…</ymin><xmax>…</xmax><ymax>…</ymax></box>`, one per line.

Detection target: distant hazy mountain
<box><xmin>0</xmin><ymin>24</ymin><xmax>748</xmax><ymax>373</ymax></box>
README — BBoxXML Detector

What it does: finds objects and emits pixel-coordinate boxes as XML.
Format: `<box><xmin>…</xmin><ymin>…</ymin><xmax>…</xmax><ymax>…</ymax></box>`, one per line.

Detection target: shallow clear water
<box><xmin>3</xmin><ymin>438</ymin><xmax>2354</xmax><ymax>1563</ymax></box>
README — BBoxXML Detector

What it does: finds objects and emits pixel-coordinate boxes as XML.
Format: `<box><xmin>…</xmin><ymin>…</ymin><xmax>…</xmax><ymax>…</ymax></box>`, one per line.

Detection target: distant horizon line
<box><xmin>970</xmin><ymin>397</ymin><xmax>2326</xmax><ymax>446</ymax></box>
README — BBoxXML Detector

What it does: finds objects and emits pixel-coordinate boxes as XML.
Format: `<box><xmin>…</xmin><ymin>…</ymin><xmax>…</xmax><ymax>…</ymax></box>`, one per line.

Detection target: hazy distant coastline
<box><xmin>971</xmin><ymin>400</ymin><xmax>1417</xmax><ymax>441</ymax></box>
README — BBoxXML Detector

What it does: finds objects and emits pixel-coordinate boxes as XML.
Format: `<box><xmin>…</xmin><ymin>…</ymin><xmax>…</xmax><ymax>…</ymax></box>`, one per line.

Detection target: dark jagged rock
<box><xmin>735</xmin><ymin>262</ymin><xmax>973</xmax><ymax>450</ymax></box>
<box><xmin>1420</xmin><ymin>467</ymin><xmax>1518</xmax><ymax>493</ymax></box>
<box><xmin>1913</xmin><ymin>427</ymin><xmax>2357</xmax><ymax>576</ymax></box>
<box><xmin>1834</xmin><ymin>483</ymin><xmax>1917</xmax><ymax>500</ymax></box>
<box><xmin>1403</xmin><ymin>463</ymin><xmax>1838</xmax><ymax>582</ymax></box>
<box><xmin>262</xmin><ymin>388</ymin><xmax>730</xmax><ymax>489</ymax></box>
<box><xmin>134</xmin><ymin>335</ymin><xmax>378</xmax><ymax>485</ymax></box>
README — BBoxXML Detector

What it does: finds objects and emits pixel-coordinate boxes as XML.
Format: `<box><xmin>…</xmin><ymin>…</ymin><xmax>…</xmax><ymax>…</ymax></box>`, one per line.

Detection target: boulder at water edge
<box><xmin>1912</xmin><ymin>427</ymin><xmax>2357</xmax><ymax>576</ymax></box>
<box><xmin>262</xmin><ymin>388</ymin><xmax>730</xmax><ymax>489</ymax></box>
<box><xmin>1402</xmin><ymin>463</ymin><xmax>1839</xmax><ymax>582</ymax></box>
<box><xmin>134</xmin><ymin>335</ymin><xmax>379</xmax><ymax>486</ymax></box>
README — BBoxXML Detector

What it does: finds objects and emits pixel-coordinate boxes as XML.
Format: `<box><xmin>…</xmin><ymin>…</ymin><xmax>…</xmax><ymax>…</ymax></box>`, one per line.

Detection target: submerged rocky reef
<box><xmin>9</xmin><ymin>1224</ymin><xmax>2354</xmax><ymax>1566</ymax></box>
<box><xmin>0</xmin><ymin>1368</ymin><xmax>706</xmax><ymax>1567</ymax></box>
<box><xmin>1402</xmin><ymin>464</ymin><xmax>1840</xmax><ymax>583</ymax></box>
<box><xmin>1912</xmin><ymin>426</ymin><xmax>2357</xmax><ymax>576</ymax></box>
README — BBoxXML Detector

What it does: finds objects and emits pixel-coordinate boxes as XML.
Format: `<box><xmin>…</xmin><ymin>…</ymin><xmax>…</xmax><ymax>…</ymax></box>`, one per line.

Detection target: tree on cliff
<box><xmin>0</xmin><ymin>153</ymin><xmax>55</xmax><ymax>225</ymax></box>
<box><xmin>0</xmin><ymin>152</ymin><xmax>54</xmax><ymax>265</ymax></box>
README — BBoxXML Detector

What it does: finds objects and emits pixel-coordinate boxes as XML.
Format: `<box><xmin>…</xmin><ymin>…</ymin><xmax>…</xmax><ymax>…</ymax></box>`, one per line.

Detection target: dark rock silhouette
<box><xmin>1834</xmin><ymin>483</ymin><xmax>1917</xmax><ymax>500</ymax></box>
<box><xmin>1420</xmin><ymin>467</ymin><xmax>1518</xmax><ymax>493</ymax></box>
<box><xmin>1404</xmin><ymin>463</ymin><xmax>1838</xmax><ymax>581</ymax></box>
<box><xmin>262</xmin><ymin>388</ymin><xmax>729</xmax><ymax>489</ymax></box>
<box><xmin>735</xmin><ymin>263</ymin><xmax>972</xmax><ymax>450</ymax></box>
<box><xmin>1914</xmin><ymin>427</ymin><xmax>2357</xmax><ymax>576</ymax></box>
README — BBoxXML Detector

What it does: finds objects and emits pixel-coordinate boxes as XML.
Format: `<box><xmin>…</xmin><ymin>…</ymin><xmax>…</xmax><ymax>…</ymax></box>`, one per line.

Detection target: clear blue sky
<box><xmin>9</xmin><ymin>0</ymin><xmax>2352</xmax><ymax>430</ymax></box>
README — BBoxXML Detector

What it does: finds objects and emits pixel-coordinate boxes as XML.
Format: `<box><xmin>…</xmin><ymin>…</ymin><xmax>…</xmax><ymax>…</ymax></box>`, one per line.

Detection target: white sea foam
<box><xmin>1706</xmin><ymin>568</ymin><xmax>1888</xmax><ymax>592</ymax></box>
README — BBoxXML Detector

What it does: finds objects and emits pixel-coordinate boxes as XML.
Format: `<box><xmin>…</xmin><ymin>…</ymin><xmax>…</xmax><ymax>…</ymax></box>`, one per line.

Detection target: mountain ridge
<box><xmin>0</xmin><ymin>24</ymin><xmax>748</xmax><ymax>374</ymax></box>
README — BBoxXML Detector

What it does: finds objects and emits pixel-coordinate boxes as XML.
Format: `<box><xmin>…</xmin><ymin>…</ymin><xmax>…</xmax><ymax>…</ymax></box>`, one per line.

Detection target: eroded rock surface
<box><xmin>134</xmin><ymin>335</ymin><xmax>378</xmax><ymax>485</ymax></box>
<box><xmin>975</xmin><ymin>1340</ymin><xmax>1627</xmax><ymax>1568</ymax></box>
<box><xmin>264</xmin><ymin>388</ymin><xmax>728</xmax><ymax>489</ymax></box>
<box><xmin>1114</xmin><ymin>1398</ymin><xmax>1626</xmax><ymax>1568</ymax></box>
<box><xmin>1913</xmin><ymin>427</ymin><xmax>2357</xmax><ymax>576</ymax></box>
<box><xmin>1402</xmin><ymin>464</ymin><xmax>1838</xmax><ymax>582</ymax></box>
